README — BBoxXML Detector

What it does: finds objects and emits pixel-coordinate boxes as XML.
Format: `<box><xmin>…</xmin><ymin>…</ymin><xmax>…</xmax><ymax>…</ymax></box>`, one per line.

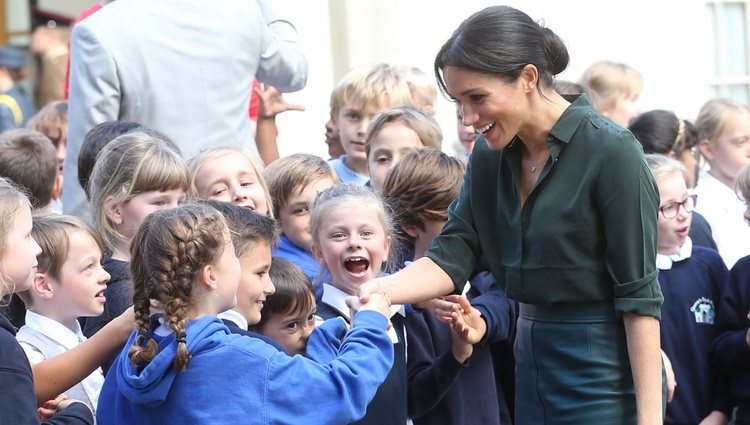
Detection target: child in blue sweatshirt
<box><xmin>96</xmin><ymin>203</ymin><xmax>394</xmax><ymax>425</ymax></box>
<box><xmin>646</xmin><ymin>155</ymin><xmax>732</xmax><ymax>424</ymax></box>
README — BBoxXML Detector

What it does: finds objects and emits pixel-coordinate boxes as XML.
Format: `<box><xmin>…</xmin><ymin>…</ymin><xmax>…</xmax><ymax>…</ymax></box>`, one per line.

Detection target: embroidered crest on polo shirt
<box><xmin>690</xmin><ymin>297</ymin><xmax>715</xmax><ymax>324</ymax></box>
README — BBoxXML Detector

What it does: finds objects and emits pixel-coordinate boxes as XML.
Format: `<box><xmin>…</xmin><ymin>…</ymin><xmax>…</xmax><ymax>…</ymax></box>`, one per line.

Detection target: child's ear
<box><xmin>51</xmin><ymin>174</ymin><xmax>63</xmax><ymax>201</ymax></box>
<box><xmin>310</xmin><ymin>244</ymin><xmax>326</xmax><ymax>266</ymax></box>
<box><xmin>697</xmin><ymin>138</ymin><xmax>715</xmax><ymax>161</ymax></box>
<box><xmin>402</xmin><ymin>223</ymin><xmax>419</xmax><ymax>238</ymax></box>
<box><xmin>200</xmin><ymin>263</ymin><xmax>218</xmax><ymax>290</ymax></box>
<box><xmin>31</xmin><ymin>272</ymin><xmax>55</xmax><ymax>300</ymax></box>
<box><xmin>103</xmin><ymin>196</ymin><xmax>123</xmax><ymax>225</ymax></box>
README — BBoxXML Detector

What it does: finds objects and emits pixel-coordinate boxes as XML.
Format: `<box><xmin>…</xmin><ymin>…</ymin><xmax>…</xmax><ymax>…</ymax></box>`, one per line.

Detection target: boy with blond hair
<box><xmin>263</xmin><ymin>153</ymin><xmax>339</xmax><ymax>299</ymax></box>
<box><xmin>328</xmin><ymin>63</ymin><xmax>414</xmax><ymax>184</ymax></box>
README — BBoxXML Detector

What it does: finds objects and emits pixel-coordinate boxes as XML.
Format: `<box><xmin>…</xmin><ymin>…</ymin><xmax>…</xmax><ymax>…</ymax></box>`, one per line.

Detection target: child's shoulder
<box><xmin>690</xmin><ymin>245</ymin><xmax>727</xmax><ymax>271</ymax></box>
<box><xmin>221</xmin><ymin>332</ymin><xmax>286</xmax><ymax>360</ymax></box>
<box><xmin>731</xmin><ymin>254</ymin><xmax>750</xmax><ymax>273</ymax></box>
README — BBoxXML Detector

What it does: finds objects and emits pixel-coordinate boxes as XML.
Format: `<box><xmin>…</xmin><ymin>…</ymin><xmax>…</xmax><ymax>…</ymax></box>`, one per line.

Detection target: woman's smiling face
<box><xmin>443</xmin><ymin>65</ymin><xmax>532</xmax><ymax>150</ymax></box>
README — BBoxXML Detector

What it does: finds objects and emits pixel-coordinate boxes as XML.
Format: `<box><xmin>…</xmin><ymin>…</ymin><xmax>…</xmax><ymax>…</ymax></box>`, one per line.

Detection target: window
<box><xmin>707</xmin><ymin>0</ymin><xmax>750</xmax><ymax>104</ymax></box>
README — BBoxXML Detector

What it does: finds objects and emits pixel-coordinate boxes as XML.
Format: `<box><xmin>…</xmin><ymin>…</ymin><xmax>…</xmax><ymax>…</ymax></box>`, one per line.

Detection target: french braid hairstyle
<box><xmin>128</xmin><ymin>203</ymin><xmax>228</xmax><ymax>372</ymax></box>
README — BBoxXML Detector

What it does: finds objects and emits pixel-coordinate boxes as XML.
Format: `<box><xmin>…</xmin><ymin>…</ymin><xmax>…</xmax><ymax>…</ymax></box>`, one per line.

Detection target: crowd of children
<box><xmin>1</xmin><ymin>8</ymin><xmax>750</xmax><ymax>425</ymax></box>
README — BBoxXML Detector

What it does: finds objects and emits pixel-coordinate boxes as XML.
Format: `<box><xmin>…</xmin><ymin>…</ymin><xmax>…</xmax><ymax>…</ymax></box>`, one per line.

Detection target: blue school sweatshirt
<box><xmin>96</xmin><ymin>313</ymin><xmax>392</xmax><ymax>425</ymax></box>
<box><xmin>658</xmin><ymin>243</ymin><xmax>733</xmax><ymax>423</ymax></box>
<box><xmin>318</xmin><ymin>284</ymin><xmax>408</xmax><ymax>425</ymax></box>
<box><xmin>712</xmin><ymin>255</ymin><xmax>750</xmax><ymax>403</ymax></box>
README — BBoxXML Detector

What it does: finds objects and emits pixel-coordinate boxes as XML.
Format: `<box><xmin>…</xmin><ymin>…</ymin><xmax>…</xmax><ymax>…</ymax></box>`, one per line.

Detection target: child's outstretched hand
<box><xmin>254</xmin><ymin>84</ymin><xmax>305</xmax><ymax>119</ymax></box>
<box><xmin>415</xmin><ymin>297</ymin><xmax>458</xmax><ymax>324</ymax></box>
<box><xmin>450</xmin><ymin>327</ymin><xmax>473</xmax><ymax>364</ymax></box>
<box><xmin>448</xmin><ymin>295</ymin><xmax>487</xmax><ymax>345</ymax></box>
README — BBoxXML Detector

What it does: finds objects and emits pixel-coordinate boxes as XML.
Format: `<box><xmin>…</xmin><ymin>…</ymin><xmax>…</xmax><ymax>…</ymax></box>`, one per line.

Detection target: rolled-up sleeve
<box><xmin>596</xmin><ymin>131</ymin><xmax>663</xmax><ymax>318</ymax></box>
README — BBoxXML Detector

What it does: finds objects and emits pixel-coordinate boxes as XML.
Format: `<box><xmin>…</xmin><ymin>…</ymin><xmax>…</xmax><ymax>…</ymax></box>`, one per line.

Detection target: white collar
<box><xmin>698</xmin><ymin>171</ymin><xmax>745</xmax><ymax>199</ymax></box>
<box><xmin>321</xmin><ymin>283</ymin><xmax>405</xmax><ymax>321</ymax></box>
<box><xmin>656</xmin><ymin>236</ymin><xmax>693</xmax><ymax>270</ymax></box>
<box><xmin>217</xmin><ymin>309</ymin><xmax>248</xmax><ymax>330</ymax></box>
<box><xmin>23</xmin><ymin>310</ymin><xmax>86</xmax><ymax>350</ymax></box>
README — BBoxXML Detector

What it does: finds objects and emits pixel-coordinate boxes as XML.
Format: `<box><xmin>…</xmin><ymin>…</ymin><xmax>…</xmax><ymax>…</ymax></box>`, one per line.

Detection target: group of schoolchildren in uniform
<box><xmin>0</xmin><ymin>58</ymin><xmax>750</xmax><ymax>425</ymax></box>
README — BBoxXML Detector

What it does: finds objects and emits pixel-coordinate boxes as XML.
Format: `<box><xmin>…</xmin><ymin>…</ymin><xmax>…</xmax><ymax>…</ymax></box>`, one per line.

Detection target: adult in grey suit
<box><xmin>64</xmin><ymin>0</ymin><xmax>307</xmax><ymax>220</ymax></box>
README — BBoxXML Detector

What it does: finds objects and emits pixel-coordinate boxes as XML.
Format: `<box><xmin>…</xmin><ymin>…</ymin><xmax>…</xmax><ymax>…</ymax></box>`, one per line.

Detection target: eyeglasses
<box><xmin>659</xmin><ymin>194</ymin><xmax>697</xmax><ymax>219</ymax></box>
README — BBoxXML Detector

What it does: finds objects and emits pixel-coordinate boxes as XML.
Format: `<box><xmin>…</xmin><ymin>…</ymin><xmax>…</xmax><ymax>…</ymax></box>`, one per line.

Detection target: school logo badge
<box><xmin>690</xmin><ymin>297</ymin><xmax>715</xmax><ymax>324</ymax></box>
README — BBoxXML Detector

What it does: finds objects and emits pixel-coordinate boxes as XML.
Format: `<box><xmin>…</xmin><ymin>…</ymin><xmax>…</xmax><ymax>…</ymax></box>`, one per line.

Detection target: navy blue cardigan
<box><xmin>712</xmin><ymin>255</ymin><xmax>750</xmax><ymax>403</ymax></box>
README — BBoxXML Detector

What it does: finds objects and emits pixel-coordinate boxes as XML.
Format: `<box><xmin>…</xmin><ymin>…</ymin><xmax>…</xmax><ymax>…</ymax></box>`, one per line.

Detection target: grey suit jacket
<box><xmin>64</xmin><ymin>0</ymin><xmax>308</xmax><ymax>220</ymax></box>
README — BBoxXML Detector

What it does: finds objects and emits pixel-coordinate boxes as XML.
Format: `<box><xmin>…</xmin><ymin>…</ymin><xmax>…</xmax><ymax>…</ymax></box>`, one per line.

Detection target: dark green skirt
<box><xmin>515</xmin><ymin>302</ymin><xmax>660</xmax><ymax>425</ymax></box>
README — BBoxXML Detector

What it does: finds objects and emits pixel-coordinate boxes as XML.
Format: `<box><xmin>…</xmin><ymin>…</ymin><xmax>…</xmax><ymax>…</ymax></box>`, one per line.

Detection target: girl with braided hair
<box><xmin>96</xmin><ymin>203</ymin><xmax>395</xmax><ymax>425</ymax></box>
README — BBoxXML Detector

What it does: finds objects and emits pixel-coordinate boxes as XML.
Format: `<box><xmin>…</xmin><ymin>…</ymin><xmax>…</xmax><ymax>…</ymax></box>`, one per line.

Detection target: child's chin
<box><xmin>346</xmin><ymin>270</ymin><xmax>373</xmax><ymax>283</ymax></box>
<box><xmin>87</xmin><ymin>308</ymin><xmax>105</xmax><ymax>317</ymax></box>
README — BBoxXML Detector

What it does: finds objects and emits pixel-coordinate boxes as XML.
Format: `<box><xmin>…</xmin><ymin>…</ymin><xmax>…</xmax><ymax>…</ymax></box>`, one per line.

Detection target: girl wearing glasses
<box><xmin>646</xmin><ymin>154</ymin><xmax>732</xmax><ymax>425</ymax></box>
<box><xmin>629</xmin><ymin>110</ymin><xmax>717</xmax><ymax>251</ymax></box>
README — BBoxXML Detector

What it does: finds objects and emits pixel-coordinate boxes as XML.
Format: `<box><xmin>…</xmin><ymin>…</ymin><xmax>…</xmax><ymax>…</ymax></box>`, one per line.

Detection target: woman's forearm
<box><xmin>32</xmin><ymin>310</ymin><xmax>133</xmax><ymax>405</ymax></box>
<box><xmin>367</xmin><ymin>257</ymin><xmax>454</xmax><ymax>305</ymax></box>
<box><xmin>623</xmin><ymin>313</ymin><xmax>663</xmax><ymax>425</ymax></box>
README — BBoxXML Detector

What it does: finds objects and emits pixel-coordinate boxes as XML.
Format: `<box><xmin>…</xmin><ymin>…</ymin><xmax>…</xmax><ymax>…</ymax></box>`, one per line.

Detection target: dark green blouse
<box><xmin>425</xmin><ymin>95</ymin><xmax>663</xmax><ymax>318</ymax></box>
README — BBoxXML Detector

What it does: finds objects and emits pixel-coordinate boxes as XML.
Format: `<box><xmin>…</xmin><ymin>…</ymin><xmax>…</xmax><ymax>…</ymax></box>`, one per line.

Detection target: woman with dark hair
<box><xmin>356</xmin><ymin>5</ymin><xmax>664</xmax><ymax>425</ymax></box>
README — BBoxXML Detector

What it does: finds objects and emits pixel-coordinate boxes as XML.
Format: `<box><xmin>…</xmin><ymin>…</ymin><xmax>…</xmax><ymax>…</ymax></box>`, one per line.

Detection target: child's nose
<box><xmin>302</xmin><ymin>323</ymin><xmax>314</xmax><ymax>339</ymax></box>
<box><xmin>232</xmin><ymin>186</ymin><xmax>250</xmax><ymax>203</ymax></box>
<box><xmin>358</xmin><ymin>117</ymin><xmax>371</xmax><ymax>135</ymax></box>
<box><xmin>347</xmin><ymin>235</ymin><xmax>362</xmax><ymax>248</ymax></box>
<box><xmin>264</xmin><ymin>276</ymin><xmax>275</xmax><ymax>295</ymax></box>
<box><xmin>31</xmin><ymin>236</ymin><xmax>42</xmax><ymax>257</ymax></box>
<box><xmin>677</xmin><ymin>205</ymin><xmax>691</xmax><ymax>219</ymax></box>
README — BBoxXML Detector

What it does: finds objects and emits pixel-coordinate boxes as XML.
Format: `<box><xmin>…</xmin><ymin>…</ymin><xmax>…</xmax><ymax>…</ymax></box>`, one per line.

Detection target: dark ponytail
<box><xmin>435</xmin><ymin>5</ymin><xmax>568</xmax><ymax>97</ymax></box>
